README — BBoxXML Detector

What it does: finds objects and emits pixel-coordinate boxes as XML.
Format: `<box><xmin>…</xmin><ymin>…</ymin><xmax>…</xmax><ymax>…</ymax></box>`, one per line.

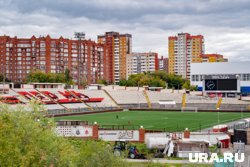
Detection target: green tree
<box><xmin>64</xmin><ymin>68</ymin><xmax>73</xmax><ymax>85</ymax></box>
<box><xmin>26</xmin><ymin>70</ymin><xmax>68</xmax><ymax>84</ymax></box>
<box><xmin>149</xmin><ymin>77</ymin><xmax>166</xmax><ymax>88</ymax></box>
<box><xmin>150</xmin><ymin>71</ymin><xmax>167</xmax><ymax>81</ymax></box>
<box><xmin>97</xmin><ymin>79</ymin><xmax>107</xmax><ymax>85</ymax></box>
<box><xmin>0</xmin><ymin>102</ymin><xmax>128</xmax><ymax>167</ymax></box>
<box><xmin>118</xmin><ymin>79</ymin><xmax>127</xmax><ymax>86</ymax></box>
<box><xmin>0</xmin><ymin>74</ymin><xmax>11</xmax><ymax>82</ymax></box>
<box><xmin>0</xmin><ymin>102</ymin><xmax>76</xmax><ymax>166</ymax></box>
<box><xmin>166</xmin><ymin>74</ymin><xmax>186</xmax><ymax>89</ymax></box>
<box><xmin>182</xmin><ymin>80</ymin><xmax>190</xmax><ymax>90</ymax></box>
<box><xmin>79</xmin><ymin>78</ymin><xmax>88</xmax><ymax>88</ymax></box>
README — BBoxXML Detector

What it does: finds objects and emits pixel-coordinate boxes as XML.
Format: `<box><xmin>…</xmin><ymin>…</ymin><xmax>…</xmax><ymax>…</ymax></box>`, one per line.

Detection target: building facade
<box><xmin>158</xmin><ymin>56</ymin><xmax>168</xmax><ymax>73</ymax></box>
<box><xmin>98</xmin><ymin>32</ymin><xmax>132</xmax><ymax>84</ymax></box>
<box><xmin>168</xmin><ymin>33</ymin><xmax>204</xmax><ymax>79</ymax></box>
<box><xmin>126</xmin><ymin>52</ymin><xmax>158</xmax><ymax>79</ymax></box>
<box><xmin>0</xmin><ymin>35</ymin><xmax>106</xmax><ymax>84</ymax></box>
<box><xmin>201</xmin><ymin>54</ymin><xmax>228</xmax><ymax>62</ymax></box>
<box><xmin>190</xmin><ymin>62</ymin><xmax>250</xmax><ymax>96</ymax></box>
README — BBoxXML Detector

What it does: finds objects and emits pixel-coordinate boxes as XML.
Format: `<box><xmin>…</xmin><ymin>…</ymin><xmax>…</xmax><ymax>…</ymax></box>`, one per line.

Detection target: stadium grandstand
<box><xmin>0</xmin><ymin>84</ymin><xmax>250</xmax><ymax>115</ymax></box>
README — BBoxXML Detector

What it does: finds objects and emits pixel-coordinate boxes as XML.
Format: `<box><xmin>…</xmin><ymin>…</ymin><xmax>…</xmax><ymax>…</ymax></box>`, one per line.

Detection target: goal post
<box><xmin>181</xmin><ymin>107</ymin><xmax>198</xmax><ymax>112</ymax></box>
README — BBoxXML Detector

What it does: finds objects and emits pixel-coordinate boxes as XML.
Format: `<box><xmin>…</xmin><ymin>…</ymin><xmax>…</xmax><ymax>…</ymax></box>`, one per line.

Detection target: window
<box><xmin>242</xmin><ymin>74</ymin><xmax>250</xmax><ymax>81</ymax></box>
<box><xmin>192</xmin><ymin>75</ymin><xmax>199</xmax><ymax>81</ymax></box>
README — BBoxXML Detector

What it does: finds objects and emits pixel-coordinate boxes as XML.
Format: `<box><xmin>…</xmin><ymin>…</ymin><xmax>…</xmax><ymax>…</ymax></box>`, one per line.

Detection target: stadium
<box><xmin>1</xmin><ymin>82</ymin><xmax>250</xmax><ymax>166</ymax></box>
<box><xmin>1</xmin><ymin>83</ymin><xmax>250</xmax><ymax>131</ymax></box>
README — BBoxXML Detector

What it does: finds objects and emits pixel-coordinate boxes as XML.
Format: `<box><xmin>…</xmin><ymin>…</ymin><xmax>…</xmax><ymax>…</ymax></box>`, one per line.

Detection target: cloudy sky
<box><xmin>0</xmin><ymin>0</ymin><xmax>250</xmax><ymax>61</ymax></box>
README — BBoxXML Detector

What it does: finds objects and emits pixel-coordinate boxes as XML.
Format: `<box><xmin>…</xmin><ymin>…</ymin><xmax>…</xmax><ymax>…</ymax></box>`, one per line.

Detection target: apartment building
<box><xmin>158</xmin><ymin>56</ymin><xmax>168</xmax><ymax>73</ymax></box>
<box><xmin>201</xmin><ymin>54</ymin><xmax>228</xmax><ymax>62</ymax></box>
<box><xmin>98</xmin><ymin>32</ymin><xmax>132</xmax><ymax>84</ymax></box>
<box><xmin>126</xmin><ymin>52</ymin><xmax>158</xmax><ymax>79</ymax></box>
<box><xmin>168</xmin><ymin>33</ymin><xmax>204</xmax><ymax>79</ymax></box>
<box><xmin>0</xmin><ymin>35</ymin><xmax>106</xmax><ymax>84</ymax></box>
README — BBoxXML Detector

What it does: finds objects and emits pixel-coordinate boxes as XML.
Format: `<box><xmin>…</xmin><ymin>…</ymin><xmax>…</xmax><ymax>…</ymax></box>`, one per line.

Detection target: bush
<box><xmin>0</xmin><ymin>102</ymin><xmax>128</xmax><ymax>167</ymax></box>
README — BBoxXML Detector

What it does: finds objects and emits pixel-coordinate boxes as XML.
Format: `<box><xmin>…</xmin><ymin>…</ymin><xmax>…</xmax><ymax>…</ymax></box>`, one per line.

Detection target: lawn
<box><xmin>54</xmin><ymin>111</ymin><xmax>250</xmax><ymax>131</ymax></box>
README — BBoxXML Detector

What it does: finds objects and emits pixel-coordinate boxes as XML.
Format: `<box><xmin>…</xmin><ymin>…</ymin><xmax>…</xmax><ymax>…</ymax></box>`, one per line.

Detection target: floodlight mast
<box><xmin>74</xmin><ymin>32</ymin><xmax>85</xmax><ymax>87</ymax></box>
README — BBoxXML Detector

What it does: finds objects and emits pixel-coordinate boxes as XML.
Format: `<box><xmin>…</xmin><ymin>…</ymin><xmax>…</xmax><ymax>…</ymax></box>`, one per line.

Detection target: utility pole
<box><xmin>74</xmin><ymin>32</ymin><xmax>85</xmax><ymax>87</ymax></box>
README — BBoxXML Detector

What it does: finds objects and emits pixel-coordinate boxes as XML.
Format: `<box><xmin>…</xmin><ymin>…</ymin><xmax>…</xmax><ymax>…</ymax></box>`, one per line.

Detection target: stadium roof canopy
<box><xmin>191</xmin><ymin>62</ymin><xmax>250</xmax><ymax>75</ymax></box>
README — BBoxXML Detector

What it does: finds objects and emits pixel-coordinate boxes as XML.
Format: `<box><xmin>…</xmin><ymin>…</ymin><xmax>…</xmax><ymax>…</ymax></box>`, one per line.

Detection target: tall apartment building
<box><xmin>158</xmin><ymin>56</ymin><xmax>168</xmax><ymax>73</ymax></box>
<box><xmin>98</xmin><ymin>32</ymin><xmax>132</xmax><ymax>84</ymax></box>
<box><xmin>0</xmin><ymin>35</ymin><xmax>106</xmax><ymax>84</ymax></box>
<box><xmin>201</xmin><ymin>54</ymin><xmax>228</xmax><ymax>62</ymax></box>
<box><xmin>126</xmin><ymin>52</ymin><xmax>158</xmax><ymax>79</ymax></box>
<box><xmin>168</xmin><ymin>33</ymin><xmax>204</xmax><ymax>79</ymax></box>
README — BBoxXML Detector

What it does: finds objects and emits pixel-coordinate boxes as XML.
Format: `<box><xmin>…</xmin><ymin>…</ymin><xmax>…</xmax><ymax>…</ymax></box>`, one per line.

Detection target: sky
<box><xmin>0</xmin><ymin>0</ymin><xmax>250</xmax><ymax>61</ymax></box>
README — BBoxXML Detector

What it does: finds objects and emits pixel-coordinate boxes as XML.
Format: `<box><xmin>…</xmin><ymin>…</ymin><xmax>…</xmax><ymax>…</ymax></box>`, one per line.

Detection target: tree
<box><xmin>26</xmin><ymin>70</ymin><xmax>68</xmax><ymax>84</ymax></box>
<box><xmin>79</xmin><ymin>78</ymin><xmax>88</xmax><ymax>89</ymax></box>
<box><xmin>182</xmin><ymin>80</ymin><xmax>190</xmax><ymax>90</ymax></box>
<box><xmin>166</xmin><ymin>74</ymin><xmax>186</xmax><ymax>89</ymax></box>
<box><xmin>97</xmin><ymin>79</ymin><xmax>107</xmax><ymax>85</ymax></box>
<box><xmin>0</xmin><ymin>102</ymin><xmax>76</xmax><ymax>166</ymax></box>
<box><xmin>0</xmin><ymin>74</ymin><xmax>10</xmax><ymax>82</ymax></box>
<box><xmin>119</xmin><ymin>72</ymin><xmax>168</xmax><ymax>88</ymax></box>
<box><xmin>64</xmin><ymin>68</ymin><xmax>73</xmax><ymax>85</ymax></box>
<box><xmin>149</xmin><ymin>77</ymin><xmax>166</xmax><ymax>88</ymax></box>
<box><xmin>118</xmin><ymin>79</ymin><xmax>127</xmax><ymax>86</ymax></box>
<box><xmin>0</xmin><ymin>102</ymin><xmax>128</xmax><ymax>167</ymax></box>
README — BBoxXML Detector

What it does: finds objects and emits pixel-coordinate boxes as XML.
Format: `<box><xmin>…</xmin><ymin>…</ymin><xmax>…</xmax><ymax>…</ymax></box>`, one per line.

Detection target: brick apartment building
<box><xmin>0</xmin><ymin>35</ymin><xmax>107</xmax><ymax>84</ymax></box>
<box><xmin>98</xmin><ymin>32</ymin><xmax>132</xmax><ymax>84</ymax></box>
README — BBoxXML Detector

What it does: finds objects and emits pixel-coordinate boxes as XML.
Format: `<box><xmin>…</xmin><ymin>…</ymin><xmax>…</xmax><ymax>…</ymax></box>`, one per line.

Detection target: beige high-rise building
<box><xmin>168</xmin><ymin>33</ymin><xmax>204</xmax><ymax>79</ymax></box>
<box><xmin>126</xmin><ymin>52</ymin><xmax>158</xmax><ymax>79</ymax></box>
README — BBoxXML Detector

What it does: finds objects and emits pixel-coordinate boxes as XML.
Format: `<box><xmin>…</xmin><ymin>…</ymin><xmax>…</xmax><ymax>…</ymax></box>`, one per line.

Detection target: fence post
<box><xmin>184</xmin><ymin>128</ymin><xmax>190</xmax><ymax>138</ymax></box>
<box><xmin>139</xmin><ymin>126</ymin><xmax>145</xmax><ymax>143</ymax></box>
<box><xmin>92</xmin><ymin>123</ymin><xmax>99</xmax><ymax>140</ymax></box>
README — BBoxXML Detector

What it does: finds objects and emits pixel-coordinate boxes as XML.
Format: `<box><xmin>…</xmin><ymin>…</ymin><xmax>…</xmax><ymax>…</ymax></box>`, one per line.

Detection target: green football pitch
<box><xmin>54</xmin><ymin>111</ymin><xmax>250</xmax><ymax>132</ymax></box>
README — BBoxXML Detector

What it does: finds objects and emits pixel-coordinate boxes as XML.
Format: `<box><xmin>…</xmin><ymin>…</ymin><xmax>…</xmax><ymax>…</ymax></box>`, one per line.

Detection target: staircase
<box><xmin>65</xmin><ymin>89</ymin><xmax>94</xmax><ymax>111</ymax></box>
<box><xmin>35</xmin><ymin>88</ymin><xmax>72</xmax><ymax>112</ymax></box>
<box><xmin>102</xmin><ymin>89</ymin><xmax>121</xmax><ymax>108</ymax></box>
<box><xmin>182</xmin><ymin>93</ymin><xmax>186</xmax><ymax>108</ymax></box>
<box><xmin>216</xmin><ymin>97</ymin><xmax>223</xmax><ymax>109</ymax></box>
<box><xmin>143</xmin><ymin>90</ymin><xmax>152</xmax><ymax>108</ymax></box>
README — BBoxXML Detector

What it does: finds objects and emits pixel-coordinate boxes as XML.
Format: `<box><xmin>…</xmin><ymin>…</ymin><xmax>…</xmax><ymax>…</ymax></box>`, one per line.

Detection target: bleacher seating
<box><xmin>0</xmin><ymin>87</ymin><xmax>249</xmax><ymax>114</ymax></box>
<box><xmin>106</xmin><ymin>90</ymin><xmax>146</xmax><ymax>104</ymax></box>
<box><xmin>147</xmin><ymin>91</ymin><xmax>182</xmax><ymax>103</ymax></box>
<box><xmin>78</xmin><ymin>89</ymin><xmax>118</xmax><ymax>108</ymax></box>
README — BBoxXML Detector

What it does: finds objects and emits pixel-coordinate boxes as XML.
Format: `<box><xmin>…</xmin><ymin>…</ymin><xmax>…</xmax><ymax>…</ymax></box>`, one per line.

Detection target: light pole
<box><xmin>74</xmin><ymin>32</ymin><xmax>85</xmax><ymax>87</ymax></box>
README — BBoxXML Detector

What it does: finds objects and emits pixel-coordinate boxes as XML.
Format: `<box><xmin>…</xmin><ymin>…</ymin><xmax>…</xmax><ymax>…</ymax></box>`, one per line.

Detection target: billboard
<box><xmin>205</xmin><ymin>79</ymin><xmax>237</xmax><ymax>91</ymax></box>
<box><xmin>204</xmin><ymin>75</ymin><xmax>239</xmax><ymax>92</ymax></box>
<box><xmin>98</xmin><ymin>130</ymin><xmax>139</xmax><ymax>141</ymax></box>
<box><xmin>56</xmin><ymin>126</ymin><xmax>93</xmax><ymax>137</ymax></box>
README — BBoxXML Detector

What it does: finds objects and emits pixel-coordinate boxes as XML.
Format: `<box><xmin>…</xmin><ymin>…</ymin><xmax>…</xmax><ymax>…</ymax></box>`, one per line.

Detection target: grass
<box><xmin>54</xmin><ymin>111</ymin><xmax>250</xmax><ymax>131</ymax></box>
